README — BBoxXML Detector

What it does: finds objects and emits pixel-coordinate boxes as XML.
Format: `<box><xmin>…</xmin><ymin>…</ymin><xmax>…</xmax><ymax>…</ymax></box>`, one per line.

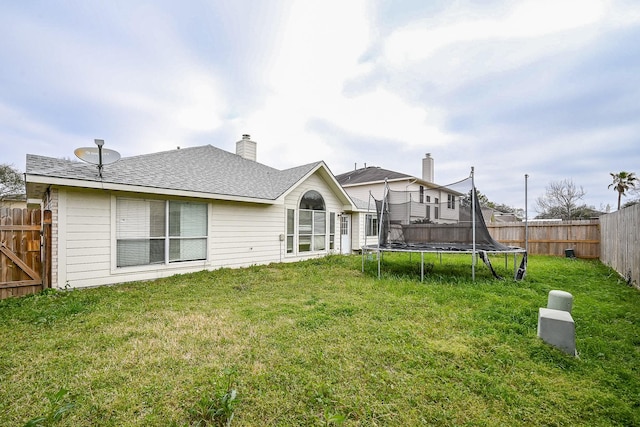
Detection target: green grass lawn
<box><xmin>1</xmin><ymin>254</ymin><xmax>638</xmax><ymax>426</ymax></box>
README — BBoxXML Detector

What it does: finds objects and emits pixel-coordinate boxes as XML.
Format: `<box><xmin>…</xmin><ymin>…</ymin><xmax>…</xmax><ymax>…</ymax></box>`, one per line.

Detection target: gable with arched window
<box><xmin>285</xmin><ymin>190</ymin><xmax>336</xmax><ymax>255</ymax></box>
<box><xmin>298</xmin><ymin>190</ymin><xmax>326</xmax><ymax>252</ymax></box>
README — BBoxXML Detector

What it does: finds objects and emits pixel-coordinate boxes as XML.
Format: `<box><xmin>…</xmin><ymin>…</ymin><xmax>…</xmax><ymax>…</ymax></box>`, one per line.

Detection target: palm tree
<box><xmin>608</xmin><ymin>171</ymin><xmax>638</xmax><ymax>210</ymax></box>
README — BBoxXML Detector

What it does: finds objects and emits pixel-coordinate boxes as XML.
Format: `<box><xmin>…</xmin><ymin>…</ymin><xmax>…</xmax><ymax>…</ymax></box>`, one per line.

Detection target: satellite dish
<box><xmin>74</xmin><ymin>139</ymin><xmax>121</xmax><ymax>178</ymax></box>
<box><xmin>74</xmin><ymin>147</ymin><xmax>121</xmax><ymax>165</ymax></box>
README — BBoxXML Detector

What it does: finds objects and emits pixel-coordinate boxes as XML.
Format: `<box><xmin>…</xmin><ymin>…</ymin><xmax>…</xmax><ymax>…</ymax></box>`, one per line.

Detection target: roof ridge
<box><xmin>117</xmin><ymin>144</ymin><xmax>215</xmax><ymax>161</ymax></box>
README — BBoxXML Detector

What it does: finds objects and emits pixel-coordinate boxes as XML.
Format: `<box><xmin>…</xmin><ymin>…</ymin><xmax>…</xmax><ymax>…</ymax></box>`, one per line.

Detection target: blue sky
<box><xmin>2</xmin><ymin>0</ymin><xmax>639</xmax><ymax>212</ymax></box>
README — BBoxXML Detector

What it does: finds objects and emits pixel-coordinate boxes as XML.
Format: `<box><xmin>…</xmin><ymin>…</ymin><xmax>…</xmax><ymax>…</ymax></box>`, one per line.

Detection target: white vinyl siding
<box><xmin>50</xmin><ymin>168</ymin><xmax>346</xmax><ymax>289</ymax></box>
<box><xmin>340</xmin><ymin>183</ymin><xmax>386</xmax><ymax>204</ymax></box>
<box><xmin>209</xmin><ymin>201</ymin><xmax>284</xmax><ymax>267</ymax></box>
<box><xmin>59</xmin><ymin>189</ymin><xmax>111</xmax><ymax>287</ymax></box>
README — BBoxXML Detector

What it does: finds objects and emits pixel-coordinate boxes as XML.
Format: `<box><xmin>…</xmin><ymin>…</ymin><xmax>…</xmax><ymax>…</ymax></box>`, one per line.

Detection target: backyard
<box><xmin>0</xmin><ymin>254</ymin><xmax>638</xmax><ymax>426</ymax></box>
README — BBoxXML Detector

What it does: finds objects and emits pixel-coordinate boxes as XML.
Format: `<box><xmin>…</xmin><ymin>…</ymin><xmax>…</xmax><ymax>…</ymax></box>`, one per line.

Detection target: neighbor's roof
<box><xmin>349</xmin><ymin>195</ymin><xmax>375</xmax><ymax>211</ymax></box>
<box><xmin>26</xmin><ymin>145</ymin><xmax>324</xmax><ymax>202</ymax></box>
<box><xmin>335</xmin><ymin>166</ymin><xmax>412</xmax><ymax>186</ymax></box>
<box><xmin>335</xmin><ymin>165</ymin><xmax>466</xmax><ymax>196</ymax></box>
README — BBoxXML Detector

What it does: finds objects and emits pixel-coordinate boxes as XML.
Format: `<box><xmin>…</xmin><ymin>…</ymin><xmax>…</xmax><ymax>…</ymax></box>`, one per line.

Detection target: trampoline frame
<box><xmin>361</xmin><ymin>244</ymin><xmax>527</xmax><ymax>281</ymax></box>
<box><xmin>361</xmin><ymin>168</ymin><xmax>528</xmax><ymax>281</ymax></box>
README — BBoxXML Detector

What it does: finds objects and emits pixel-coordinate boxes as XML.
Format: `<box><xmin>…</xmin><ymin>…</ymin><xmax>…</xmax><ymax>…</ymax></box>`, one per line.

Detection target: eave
<box><xmin>276</xmin><ymin>162</ymin><xmax>357</xmax><ymax>212</ymax></box>
<box><xmin>25</xmin><ymin>174</ymin><xmax>279</xmax><ymax>205</ymax></box>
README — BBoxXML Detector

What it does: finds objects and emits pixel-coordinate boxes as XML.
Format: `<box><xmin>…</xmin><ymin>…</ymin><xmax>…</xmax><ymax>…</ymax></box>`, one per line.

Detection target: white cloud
<box><xmin>228</xmin><ymin>0</ymin><xmax>451</xmax><ymax>168</ymax></box>
<box><xmin>383</xmin><ymin>0</ymin><xmax>608</xmax><ymax>68</ymax></box>
<box><xmin>0</xmin><ymin>102</ymin><xmax>87</xmax><ymax>164</ymax></box>
<box><xmin>3</xmin><ymin>0</ymin><xmax>640</xmax><ymax>211</ymax></box>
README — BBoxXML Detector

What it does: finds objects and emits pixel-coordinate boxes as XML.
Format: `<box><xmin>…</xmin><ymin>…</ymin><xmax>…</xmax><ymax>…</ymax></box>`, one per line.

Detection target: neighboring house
<box><xmin>25</xmin><ymin>135</ymin><xmax>356</xmax><ymax>289</ymax></box>
<box><xmin>485</xmin><ymin>210</ymin><xmax>520</xmax><ymax>223</ymax></box>
<box><xmin>0</xmin><ymin>193</ymin><xmax>27</xmax><ymax>209</ymax></box>
<box><xmin>335</xmin><ymin>153</ymin><xmax>462</xmax><ymax>251</ymax></box>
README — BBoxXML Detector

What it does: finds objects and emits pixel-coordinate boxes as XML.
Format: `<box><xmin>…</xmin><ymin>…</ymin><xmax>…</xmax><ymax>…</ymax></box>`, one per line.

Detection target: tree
<box><xmin>459</xmin><ymin>188</ymin><xmax>524</xmax><ymax>220</ymax></box>
<box><xmin>459</xmin><ymin>188</ymin><xmax>489</xmax><ymax>208</ymax></box>
<box><xmin>535</xmin><ymin>179</ymin><xmax>586</xmax><ymax>220</ymax></box>
<box><xmin>0</xmin><ymin>163</ymin><xmax>24</xmax><ymax>202</ymax></box>
<box><xmin>608</xmin><ymin>171</ymin><xmax>638</xmax><ymax>210</ymax></box>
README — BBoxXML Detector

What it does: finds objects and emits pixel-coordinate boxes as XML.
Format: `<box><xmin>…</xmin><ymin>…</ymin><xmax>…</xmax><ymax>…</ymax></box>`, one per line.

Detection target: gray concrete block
<box><xmin>537</xmin><ymin>307</ymin><xmax>577</xmax><ymax>356</ymax></box>
<box><xmin>547</xmin><ymin>290</ymin><xmax>573</xmax><ymax>312</ymax></box>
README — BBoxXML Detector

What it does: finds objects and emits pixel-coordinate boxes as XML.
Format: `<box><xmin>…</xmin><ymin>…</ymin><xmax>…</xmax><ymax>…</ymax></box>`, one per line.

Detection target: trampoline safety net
<box><xmin>364</xmin><ymin>174</ymin><xmax>527</xmax><ymax>280</ymax></box>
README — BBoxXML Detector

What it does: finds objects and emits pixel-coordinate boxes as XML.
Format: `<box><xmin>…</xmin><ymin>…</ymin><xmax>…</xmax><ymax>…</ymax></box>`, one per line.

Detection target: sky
<box><xmin>2</xmin><ymin>0</ymin><xmax>639</xmax><ymax>214</ymax></box>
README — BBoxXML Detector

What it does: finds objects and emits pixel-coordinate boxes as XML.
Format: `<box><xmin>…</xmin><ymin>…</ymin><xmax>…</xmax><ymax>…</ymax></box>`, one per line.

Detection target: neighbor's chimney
<box><xmin>422</xmin><ymin>153</ymin><xmax>434</xmax><ymax>182</ymax></box>
<box><xmin>236</xmin><ymin>134</ymin><xmax>257</xmax><ymax>161</ymax></box>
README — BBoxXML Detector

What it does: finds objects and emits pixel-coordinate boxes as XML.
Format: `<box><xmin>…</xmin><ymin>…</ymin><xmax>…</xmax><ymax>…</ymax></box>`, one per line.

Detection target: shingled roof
<box><xmin>335</xmin><ymin>166</ymin><xmax>412</xmax><ymax>186</ymax></box>
<box><xmin>26</xmin><ymin>145</ymin><xmax>323</xmax><ymax>201</ymax></box>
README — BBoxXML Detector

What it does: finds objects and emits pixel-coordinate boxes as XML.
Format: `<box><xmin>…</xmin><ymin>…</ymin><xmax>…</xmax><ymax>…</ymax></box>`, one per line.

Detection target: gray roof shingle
<box><xmin>335</xmin><ymin>166</ymin><xmax>412</xmax><ymax>186</ymax></box>
<box><xmin>26</xmin><ymin>145</ymin><xmax>321</xmax><ymax>200</ymax></box>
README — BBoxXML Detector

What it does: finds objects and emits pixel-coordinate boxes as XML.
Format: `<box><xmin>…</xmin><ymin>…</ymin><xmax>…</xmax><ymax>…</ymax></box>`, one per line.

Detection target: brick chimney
<box><xmin>422</xmin><ymin>153</ymin><xmax>434</xmax><ymax>182</ymax></box>
<box><xmin>236</xmin><ymin>134</ymin><xmax>257</xmax><ymax>161</ymax></box>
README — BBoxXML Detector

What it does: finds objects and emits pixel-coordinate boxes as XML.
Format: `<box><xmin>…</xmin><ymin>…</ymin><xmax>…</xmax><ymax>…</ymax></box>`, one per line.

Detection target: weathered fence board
<box><xmin>487</xmin><ymin>220</ymin><xmax>600</xmax><ymax>259</ymax></box>
<box><xmin>0</xmin><ymin>208</ymin><xmax>50</xmax><ymax>299</ymax></box>
<box><xmin>600</xmin><ymin>205</ymin><xmax>640</xmax><ymax>287</ymax></box>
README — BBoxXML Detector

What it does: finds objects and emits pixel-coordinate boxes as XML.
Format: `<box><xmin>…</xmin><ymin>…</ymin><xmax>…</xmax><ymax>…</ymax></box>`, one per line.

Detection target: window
<box><xmin>286</xmin><ymin>209</ymin><xmax>295</xmax><ymax>253</ymax></box>
<box><xmin>116</xmin><ymin>198</ymin><xmax>207</xmax><ymax>267</ymax></box>
<box><xmin>426</xmin><ymin>196</ymin><xmax>431</xmax><ymax>219</ymax></box>
<box><xmin>435</xmin><ymin>197</ymin><xmax>440</xmax><ymax>220</ymax></box>
<box><xmin>341</xmin><ymin>215</ymin><xmax>348</xmax><ymax>236</ymax></box>
<box><xmin>329</xmin><ymin>212</ymin><xmax>336</xmax><ymax>250</ymax></box>
<box><xmin>447</xmin><ymin>194</ymin><xmax>455</xmax><ymax>209</ymax></box>
<box><xmin>299</xmin><ymin>190</ymin><xmax>326</xmax><ymax>252</ymax></box>
<box><xmin>419</xmin><ymin>186</ymin><xmax>424</xmax><ymax>203</ymax></box>
<box><xmin>365</xmin><ymin>214</ymin><xmax>378</xmax><ymax>236</ymax></box>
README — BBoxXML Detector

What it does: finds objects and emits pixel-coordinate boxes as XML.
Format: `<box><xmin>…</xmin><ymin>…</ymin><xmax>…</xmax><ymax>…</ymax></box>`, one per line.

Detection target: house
<box><xmin>25</xmin><ymin>135</ymin><xmax>356</xmax><ymax>289</ymax></box>
<box><xmin>0</xmin><ymin>193</ymin><xmax>27</xmax><ymax>210</ymax></box>
<box><xmin>484</xmin><ymin>210</ymin><xmax>520</xmax><ymax>223</ymax></box>
<box><xmin>335</xmin><ymin>153</ymin><xmax>462</xmax><ymax>251</ymax></box>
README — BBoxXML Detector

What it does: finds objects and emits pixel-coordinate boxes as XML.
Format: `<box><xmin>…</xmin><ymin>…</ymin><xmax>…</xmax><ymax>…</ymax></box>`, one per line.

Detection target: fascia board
<box><xmin>316</xmin><ymin>163</ymin><xmax>357</xmax><ymax>208</ymax></box>
<box><xmin>276</xmin><ymin>163</ymin><xmax>357</xmax><ymax>210</ymax></box>
<box><xmin>341</xmin><ymin>177</ymin><xmax>409</xmax><ymax>187</ymax></box>
<box><xmin>25</xmin><ymin>174</ymin><xmax>276</xmax><ymax>205</ymax></box>
<box><xmin>347</xmin><ymin>176</ymin><xmax>466</xmax><ymax>197</ymax></box>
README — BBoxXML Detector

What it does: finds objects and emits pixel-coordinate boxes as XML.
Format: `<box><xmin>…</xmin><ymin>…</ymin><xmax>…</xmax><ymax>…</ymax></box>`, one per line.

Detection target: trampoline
<box><xmin>361</xmin><ymin>168</ymin><xmax>527</xmax><ymax>281</ymax></box>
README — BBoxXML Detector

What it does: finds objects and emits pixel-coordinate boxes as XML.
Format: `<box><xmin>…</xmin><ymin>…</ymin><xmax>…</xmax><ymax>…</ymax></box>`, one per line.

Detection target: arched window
<box><xmin>299</xmin><ymin>190</ymin><xmax>325</xmax><ymax>210</ymax></box>
<box><xmin>298</xmin><ymin>190</ymin><xmax>326</xmax><ymax>252</ymax></box>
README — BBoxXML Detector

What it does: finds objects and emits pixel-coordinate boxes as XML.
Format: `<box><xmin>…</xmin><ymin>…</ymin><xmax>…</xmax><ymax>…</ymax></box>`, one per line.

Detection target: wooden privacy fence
<box><xmin>487</xmin><ymin>220</ymin><xmax>600</xmax><ymax>259</ymax></box>
<box><xmin>0</xmin><ymin>208</ymin><xmax>51</xmax><ymax>299</ymax></box>
<box><xmin>600</xmin><ymin>205</ymin><xmax>640</xmax><ymax>287</ymax></box>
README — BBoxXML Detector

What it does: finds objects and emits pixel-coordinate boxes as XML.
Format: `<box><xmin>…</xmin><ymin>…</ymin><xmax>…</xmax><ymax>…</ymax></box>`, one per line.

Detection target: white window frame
<box><xmin>447</xmin><ymin>194</ymin><xmax>455</xmax><ymax>209</ymax></box>
<box><xmin>295</xmin><ymin>190</ymin><xmax>328</xmax><ymax>254</ymax></box>
<box><xmin>113</xmin><ymin>197</ymin><xmax>209</xmax><ymax>271</ymax></box>
<box><xmin>329</xmin><ymin>212</ymin><xmax>336</xmax><ymax>250</ymax></box>
<box><xmin>286</xmin><ymin>208</ymin><xmax>295</xmax><ymax>254</ymax></box>
<box><xmin>365</xmin><ymin>214</ymin><xmax>378</xmax><ymax>237</ymax></box>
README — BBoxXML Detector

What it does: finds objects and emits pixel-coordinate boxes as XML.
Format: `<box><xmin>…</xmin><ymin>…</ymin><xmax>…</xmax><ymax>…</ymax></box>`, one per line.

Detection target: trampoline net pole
<box><xmin>472</xmin><ymin>167</ymin><xmax>476</xmax><ymax>281</ymax></box>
